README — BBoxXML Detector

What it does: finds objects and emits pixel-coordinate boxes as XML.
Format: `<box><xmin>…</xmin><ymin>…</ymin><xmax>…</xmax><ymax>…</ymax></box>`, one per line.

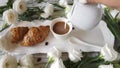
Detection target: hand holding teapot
<box><xmin>67</xmin><ymin>0</ymin><xmax>103</xmax><ymax>31</ymax></box>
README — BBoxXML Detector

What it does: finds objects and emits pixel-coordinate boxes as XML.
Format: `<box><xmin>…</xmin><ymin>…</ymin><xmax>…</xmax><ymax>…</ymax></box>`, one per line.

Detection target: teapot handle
<box><xmin>97</xmin><ymin>4</ymin><xmax>104</xmax><ymax>16</ymax></box>
<box><xmin>67</xmin><ymin>0</ymin><xmax>77</xmax><ymax>18</ymax></box>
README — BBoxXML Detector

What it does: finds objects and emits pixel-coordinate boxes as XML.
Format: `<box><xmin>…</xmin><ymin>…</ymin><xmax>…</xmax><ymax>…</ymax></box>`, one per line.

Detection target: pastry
<box><xmin>21</xmin><ymin>26</ymin><xmax>50</xmax><ymax>46</ymax></box>
<box><xmin>10</xmin><ymin>27</ymin><xmax>29</xmax><ymax>43</ymax></box>
<box><xmin>39</xmin><ymin>26</ymin><xmax>50</xmax><ymax>38</ymax></box>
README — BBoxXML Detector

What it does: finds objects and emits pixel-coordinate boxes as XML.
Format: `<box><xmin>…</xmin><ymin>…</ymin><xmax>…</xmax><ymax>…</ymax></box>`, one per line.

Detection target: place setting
<box><xmin>0</xmin><ymin>0</ymin><xmax>119</xmax><ymax>68</ymax></box>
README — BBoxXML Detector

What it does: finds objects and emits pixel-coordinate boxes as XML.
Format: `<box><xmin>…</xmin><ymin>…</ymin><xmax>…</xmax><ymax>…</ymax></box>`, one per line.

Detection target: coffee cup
<box><xmin>50</xmin><ymin>17</ymin><xmax>72</xmax><ymax>40</ymax></box>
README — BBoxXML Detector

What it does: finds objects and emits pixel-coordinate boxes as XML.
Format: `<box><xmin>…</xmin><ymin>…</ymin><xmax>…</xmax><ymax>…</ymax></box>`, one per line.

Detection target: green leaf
<box><xmin>114</xmin><ymin>64</ymin><xmax>120</xmax><ymax>68</ymax></box>
<box><xmin>0</xmin><ymin>0</ymin><xmax>14</xmax><ymax>15</ymax></box>
<box><xmin>53</xmin><ymin>4</ymin><xmax>65</xmax><ymax>9</ymax></box>
<box><xmin>102</xmin><ymin>8</ymin><xmax>120</xmax><ymax>41</ymax></box>
<box><xmin>37</xmin><ymin>0</ymin><xmax>44</xmax><ymax>3</ymax></box>
<box><xmin>63</xmin><ymin>53</ymin><xmax>106</xmax><ymax>68</ymax></box>
<box><xmin>45</xmin><ymin>57</ymin><xmax>54</xmax><ymax>68</ymax></box>
<box><xmin>7</xmin><ymin>0</ymin><xmax>14</xmax><ymax>8</ymax></box>
<box><xmin>0</xmin><ymin>23</ymin><xmax>10</xmax><ymax>32</ymax></box>
<box><xmin>18</xmin><ymin>7</ymin><xmax>44</xmax><ymax>21</ymax></box>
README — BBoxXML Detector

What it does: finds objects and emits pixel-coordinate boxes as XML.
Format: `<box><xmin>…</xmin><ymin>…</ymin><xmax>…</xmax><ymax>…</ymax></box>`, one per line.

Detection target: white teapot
<box><xmin>67</xmin><ymin>0</ymin><xmax>103</xmax><ymax>31</ymax></box>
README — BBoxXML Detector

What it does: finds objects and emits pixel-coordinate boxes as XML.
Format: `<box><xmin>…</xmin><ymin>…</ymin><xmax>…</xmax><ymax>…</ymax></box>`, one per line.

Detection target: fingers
<box><xmin>87</xmin><ymin>0</ymin><xmax>102</xmax><ymax>4</ymax></box>
<box><xmin>87</xmin><ymin>0</ymin><xmax>120</xmax><ymax>10</ymax></box>
<box><xmin>102</xmin><ymin>0</ymin><xmax>120</xmax><ymax>9</ymax></box>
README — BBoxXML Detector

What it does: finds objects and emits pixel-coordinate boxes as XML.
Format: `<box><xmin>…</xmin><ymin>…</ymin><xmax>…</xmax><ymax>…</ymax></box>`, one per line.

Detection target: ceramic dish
<box><xmin>0</xmin><ymin>20</ymin><xmax>114</xmax><ymax>55</ymax></box>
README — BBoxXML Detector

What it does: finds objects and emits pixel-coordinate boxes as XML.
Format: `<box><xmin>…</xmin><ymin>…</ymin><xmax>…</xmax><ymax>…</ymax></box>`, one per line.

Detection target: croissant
<box><xmin>10</xmin><ymin>27</ymin><xmax>29</xmax><ymax>43</ymax></box>
<box><xmin>21</xmin><ymin>26</ymin><xmax>50</xmax><ymax>46</ymax></box>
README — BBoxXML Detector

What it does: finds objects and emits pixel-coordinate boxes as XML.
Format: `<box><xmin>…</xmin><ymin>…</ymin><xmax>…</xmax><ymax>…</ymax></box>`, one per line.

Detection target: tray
<box><xmin>0</xmin><ymin>20</ymin><xmax>114</xmax><ymax>55</ymax></box>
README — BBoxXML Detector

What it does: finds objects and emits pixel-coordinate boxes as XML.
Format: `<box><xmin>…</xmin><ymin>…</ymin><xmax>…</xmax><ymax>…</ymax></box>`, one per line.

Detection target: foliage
<box><xmin>102</xmin><ymin>8</ymin><xmax>120</xmax><ymax>41</ymax></box>
<box><xmin>63</xmin><ymin>8</ymin><xmax>120</xmax><ymax>68</ymax></box>
<box><xmin>1</xmin><ymin>0</ymin><xmax>120</xmax><ymax>68</ymax></box>
<box><xmin>64</xmin><ymin>52</ymin><xmax>120</xmax><ymax>68</ymax></box>
<box><xmin>0</xmin><ymin>0</ymin><xmax>14</xmax><ymax>16</ymax></box>
<box><xmin>0</xmin><ymin>23</ymin><xmax>10</xmax><ymax>32</ymax></box>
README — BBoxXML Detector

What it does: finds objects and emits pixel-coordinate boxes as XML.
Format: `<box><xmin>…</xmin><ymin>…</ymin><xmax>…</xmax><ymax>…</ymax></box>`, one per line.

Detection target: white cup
<box><xmin>50</xmin><ymin>17</ymin><xmax>73</xmax><ymax>40</ymax></box>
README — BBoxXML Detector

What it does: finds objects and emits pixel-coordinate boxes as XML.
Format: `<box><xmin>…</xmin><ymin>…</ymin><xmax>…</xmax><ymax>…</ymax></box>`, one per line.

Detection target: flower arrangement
<box><xmin>0</xmin><ymin>0</ymin><xmax>65</xmax><ymax>32</ymax></box>
<box><xmin>45</xmin><ymin>44</ymin><xmax>120</xmax><ymax>68</ymax></box>
<box><xmin>1</xmin><ymin>0</ymin><xmax>54</xmax><ymax>23</ymax></box>
<box><xmin>0</xmin><ymin>0</ymin><xmax>120</xmax><ymax>68</ymax></box>
<box><xmin>0</xmin><ymin>54</ymin><xmax>35</xmax><ymax>68</ymax></box>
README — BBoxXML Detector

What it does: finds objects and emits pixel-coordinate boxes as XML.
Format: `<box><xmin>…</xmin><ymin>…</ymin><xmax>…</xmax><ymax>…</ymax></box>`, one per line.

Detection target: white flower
<box><xmin>50</xmin><ymin>58</ymin><xmax>66</xmax><ymax>68</ymax></box>
<box><xmin>13</xmin><ymin>0</ymin><xmax>27</xmax><ymax>14</ymax></box>
<box><xmin>68</xmin><ymin>49</ymin><xmax>83</xmax><ymax>62</ymax></box>
<box><xmin>44</xmin><ymin>3</ymin><xmax>54</xmax><ymax>15</ymax></box>
<box><xmin>0</xmin><ymin>54</ymin><xmax>17</xmax><ymax>68</ymax></box>
<box><xmin>47</xmin><ymin>47</ymin><xmax>65</xmax><ymax>68</ymax></box>
<box><xmin>110</xmin><ymin>9</ymin><xmax>120</xmax><ymax>18</ymax></box>
<box><xmin>41</xmin><ymin>13</ymin><xmax>50</xmax><ymax>19</ymax></box>
<box><xmin>99</xmin><ymin>64</ymin><xmax>113</xmax><ymax>68</ymax></box>
<box><xmin>47</xmin><ymin>47</ymin><xmax>61</xmax><ymax>59</ymax></box>
<box><xmin>59</xmin><ymin>0</ymin><xmax>68</xmax><ymax>7</ymax></box>
<box><xmin>19</xmin><ymin>54</ymin><xmax>35</xmax><ymax>68</ymax></box>
<box><xmin>20</xmin><ymin>67</ymin><xmax>29</xmax><ymax>68</ymax></box>
<box><xmin>3</xmin><ymin>9</ymin><xmax>18</xmax><ymax>24</ymax></box>
<box><xmin>101</xmin><ymin>44</ymin><xmax>118</xmax><ymax>61</ymax></box>
<box><xmin>79</xmin><ymin>0</ymin><xmax>87</xmax><ymax>4</ymax></box>
<box><xmin>65</xmin><ymin>5</ymin><xmax>72</xmax><ymax>13</ymax></box>
<box><xmin>41</xmin><ymin>3</ymin><xmax>54</xmax><ymax>18</ymax></box>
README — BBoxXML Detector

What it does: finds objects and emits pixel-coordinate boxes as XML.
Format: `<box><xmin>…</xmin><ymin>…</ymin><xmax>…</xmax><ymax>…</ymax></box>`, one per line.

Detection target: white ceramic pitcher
<box><xmin>67</xmin><ymin>0</ymin><xmax>103</xmax><ymax>31</ymax></box>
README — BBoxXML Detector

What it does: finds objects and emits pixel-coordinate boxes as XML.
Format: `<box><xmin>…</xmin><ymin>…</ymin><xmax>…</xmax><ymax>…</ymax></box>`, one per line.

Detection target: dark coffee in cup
<box><xmin>53</xmin><ymin>21</ymin><xmax>70</xmax><ymax>35</ymax></box>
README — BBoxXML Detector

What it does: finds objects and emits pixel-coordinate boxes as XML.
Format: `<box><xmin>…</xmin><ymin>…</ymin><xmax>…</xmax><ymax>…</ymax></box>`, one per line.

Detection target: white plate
<box><xmin>0</xmin><ymin>20</ymin><xmax>114</xmax><ymax>55</ymax></box>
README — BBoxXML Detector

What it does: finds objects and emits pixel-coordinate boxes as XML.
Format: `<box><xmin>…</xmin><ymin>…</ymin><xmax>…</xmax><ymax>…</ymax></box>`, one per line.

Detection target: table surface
<box><xmin>0</xmin><ymin>1</ymin><xmax>72</xmax><ymax>68</ymax></box>
<box><xmin>0</xmin><ymin>1</ymin><xmax>117</xmax><ymax>68</ymax></box>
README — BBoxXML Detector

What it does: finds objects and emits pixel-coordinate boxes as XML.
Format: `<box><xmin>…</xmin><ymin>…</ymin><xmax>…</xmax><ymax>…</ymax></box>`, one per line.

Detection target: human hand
<box><xmin>87</xmin><ymin>0</ymin><xmax>120</xmax><ymax>10</ymax></box>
